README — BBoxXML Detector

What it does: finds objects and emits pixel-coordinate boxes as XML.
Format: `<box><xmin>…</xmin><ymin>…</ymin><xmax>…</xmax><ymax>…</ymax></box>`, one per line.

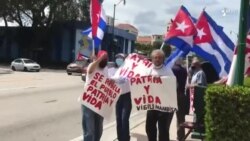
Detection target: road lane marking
<box><xmin>0</xmin><ymin>87</ymin><xmax>37</xmax><ymax>91</ymax></box>
<box><xmin>44</xmin><ymin>100</ymin><xmax>58</xmax><ymax>103</ymax></box>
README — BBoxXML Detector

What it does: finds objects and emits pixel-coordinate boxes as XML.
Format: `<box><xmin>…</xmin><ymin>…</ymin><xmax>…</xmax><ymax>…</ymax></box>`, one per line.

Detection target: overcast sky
<box><xmin>103</xmin><ymin>0</ymin><xmax>240</xmax><ymax>42</ymax></box>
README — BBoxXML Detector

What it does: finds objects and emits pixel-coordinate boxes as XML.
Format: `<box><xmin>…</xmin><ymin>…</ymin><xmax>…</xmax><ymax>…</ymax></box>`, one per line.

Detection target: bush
<box><xmin>205</xmin><ymin>86</ymin><xmax>250</xmax><ymax>141</ymax></box>
<box><xmin>244</xmin><ymin>77</ymin><xmax>250</xmax><ymax>87</ymax></box>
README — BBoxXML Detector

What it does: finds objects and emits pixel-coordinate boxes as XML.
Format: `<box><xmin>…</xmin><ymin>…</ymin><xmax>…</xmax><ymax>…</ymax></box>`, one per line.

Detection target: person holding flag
<box><xmin>80</xmin><ymin>0</ymin><xmax>108</xmax><ymax>141</ymax></box>
<box><xmin>164</xmin><ymin>6</ymin><xmax>196</xmax><ymax>140</ymax></box>
<box><xmin>81</xmin><ymin>50</ymin><xmax>108</xmax><ymax>141</ymax></box>
<box><xmin>145</xmin><ymin>49</ymin><xmax>175</xmax><ymax>141</ymax></box>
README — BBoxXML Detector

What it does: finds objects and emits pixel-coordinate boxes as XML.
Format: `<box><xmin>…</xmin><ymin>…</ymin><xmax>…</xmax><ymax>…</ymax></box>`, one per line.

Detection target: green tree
<box><xmin>152</xmin><ymin>42</ymin><xmax>172</xmax><ymax>57</ymax></box>
<box><xmin>152</xmin><ymin>42</ymin><xmax>162</xmax><ymax>49</ymax></box>
<box><xmin>161</xmin><ymin>44</ymin><xmax>172</xmax><ymax>57</ymax></box>
<box><xmin>0</xmin><ymin>0</ymin><xmax>11</xmax><ymax>27</ymax></box>
<box><xmin>0</xmin><ymin>0</ymin><xmax>90</xmax><ymax>27</ymax></box>
<box><xmin>135</xmin><ymin>43</ymin><xmax>153</xmax><ymax>56</ymax></box>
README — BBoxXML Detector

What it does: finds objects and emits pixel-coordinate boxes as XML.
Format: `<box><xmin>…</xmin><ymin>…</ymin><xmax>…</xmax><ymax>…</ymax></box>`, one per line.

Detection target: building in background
<box><xmin>151</xmin><ymin>34</ymin><xmax>164</xmax><ymax>45</ymax></box>
<box><xmin>106</xmin><ymin>16</ymin><xmax>114</xmax><ymax>26</ymax></box>
<box><xmin>136</xmin><ymin>36</ymin><xmax>151</xmax><ymax>45</ymax></box>
<box><xmin>136</xmin><ymin>34</ymin><xmax>164</xmax><ymax>45</ymax></box>
<box><xmin>0</xmin><ymin>21</ymin><xmax>137</xmax><ymax>65</ymax></box>
<box><xmin>76</xmin><ymin>24</ymin><xmax>137</xmax><ymax>61</ymax></box>
<box><xmin>116</xmin><ymin>23</ymin><xmax>138</xmax><ymax>36</ymax></box>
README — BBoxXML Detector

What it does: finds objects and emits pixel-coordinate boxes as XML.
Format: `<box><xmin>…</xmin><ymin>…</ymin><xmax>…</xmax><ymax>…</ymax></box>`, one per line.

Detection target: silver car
<box><xmin>10</xmin><ymin>58</ymin><xmax>41</xmax><ymax>72</ymax></box>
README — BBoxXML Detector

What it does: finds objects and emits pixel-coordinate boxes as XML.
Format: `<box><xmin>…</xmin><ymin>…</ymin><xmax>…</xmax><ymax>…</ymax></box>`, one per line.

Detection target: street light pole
<box><xmin>111</xmin><ymin>0</ymin><xmax>125</xmax><ymax>60</ymax></box>
<box><xmin>112</xmin><ymin>4</ymin><xmax>116</xmax><ymax>60</ymax></box>
<box><xmin>234</xmin><ymin>0</ymin><xmax>250</xmax><ymax>85</ymax></box>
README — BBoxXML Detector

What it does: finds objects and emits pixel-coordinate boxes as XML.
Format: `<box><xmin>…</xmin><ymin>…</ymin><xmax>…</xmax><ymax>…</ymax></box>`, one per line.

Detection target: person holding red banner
<box><xmin>108</xmin><ymin>53</ymin><xmax>132</xmax><ymax>141</ymax></box>
<box><xmin>146</xmin><ymin>49</ymin><xmax>175</xmax><ymax>141</ymax></box>
<box><xmin>81</xmin><ymin>50</ymin><xmax>108</xmax><ymax>141</ymax></box>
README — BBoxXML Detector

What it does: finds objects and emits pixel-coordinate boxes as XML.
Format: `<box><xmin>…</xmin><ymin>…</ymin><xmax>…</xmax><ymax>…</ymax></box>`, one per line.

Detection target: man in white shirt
<box><xmin>146</xmin><ymin>49</ymin><xmax>175</xmax><ymax>141</ymax></box>
<box><xmin>188</xmin><ymin>58</ymin><xmax>207</xmax><ymax>87</ymax></box>
<box><xmin>81</xmin><ymin>50</ymin><xmax>108</xmax><ymax>141</ymax></box>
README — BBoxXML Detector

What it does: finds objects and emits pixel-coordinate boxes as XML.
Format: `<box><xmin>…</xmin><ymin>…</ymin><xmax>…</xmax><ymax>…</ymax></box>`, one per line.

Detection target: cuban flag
<box><xmin>193</xmin><ymin>11</ymin><xmax>235</xmax><ymax>77</ymax></box>
<box><xmin>165</xmin><ymin>6</ymin><xmax>197</xmax><ymax>50</ymax></box>
<box><xmin>77</xmin><ymin>52</ymin><xmax>90</xmax><ymax>60</ymax></box>
<box><xmin>164</xmin><ymin>47</ymin><xmax>190</xmax><ymax>68</ymax></box>
<box><xmin>164</xmin><ymin>6</ymin><xmax>196</xmax><ymax>67</ymax></box>
<box><xmin>81</xmin><ymin>27</ymin><xmax>92</xmax><ymax>38</ymax></box>
<box><xmin>227</xmin><ymin>33</ymin><xmax>250</xmax><ymax>85</ymax></box>
<box><xmin>90</xmin><ymin>0</ymin><xmax>107</xmax><ymax>49</ymax></box>
<box><xmin>245</xmin><ymin>33</ymin><xmax>250</xmax><ymax>76</ymax></box>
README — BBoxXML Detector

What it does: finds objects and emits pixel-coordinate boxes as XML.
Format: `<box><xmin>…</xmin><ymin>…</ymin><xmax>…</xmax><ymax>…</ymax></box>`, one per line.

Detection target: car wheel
<box><xmin>67</xmin><ymin>73</ymin><xmax>72</xmax><ymax>75</ymax></box>
<box><xmin>24</xmin><ymin>67</ymin><xmax>28</xmax><ymax>72</ymax></box>
<box><xmin>36</xmin><ymin>70</ymin><xmax>40</xmax><ymax>72</ymax></box>
<box><xmin>11</xmin><ymin>66</ymin><xmax>16</xmax><ymax>71</ymax></box>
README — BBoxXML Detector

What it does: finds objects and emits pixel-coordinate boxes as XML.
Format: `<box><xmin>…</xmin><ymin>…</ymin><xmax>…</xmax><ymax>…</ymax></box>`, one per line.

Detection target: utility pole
<box><xmin>112</xmin><ymin>0</ymin><xmax>125</xmax><ymax>60</ymax></box>
<box><xmin>234</xmin><ymin>0</ymin><xmax>250</xmax><ymax>85</ymax></box>
<box><xmin>112</xmin><ymin>4</ymin><xmax>116</xmax><ymax>60</ymax></box>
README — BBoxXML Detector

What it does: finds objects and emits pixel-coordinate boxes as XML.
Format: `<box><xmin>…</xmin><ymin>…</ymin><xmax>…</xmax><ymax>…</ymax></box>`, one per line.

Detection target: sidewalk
<box><xmin>109</xmin><ymin>113</ymin><xmax>200</xmax><ymax>141</ymax></box>
<box><xmin>126</xmin><ymin>113</ymin><xmax>200</xmax><ymax>141</ymax></box>
<box><xmin>71</xmin><ymin>112</ymin><xmax>200</xmax><ymax>141</ymax></box>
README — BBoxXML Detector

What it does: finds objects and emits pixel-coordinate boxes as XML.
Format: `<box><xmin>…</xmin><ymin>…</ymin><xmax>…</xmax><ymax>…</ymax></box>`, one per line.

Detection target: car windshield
<box><xmin>23</xmin><ymin>59</ymin><xmax>35</xmax><ymax>64</ymax></box>
<box><xmin>75</xmin><ymin>60</ymin><xmax>87</xmax><ymax>66</ymax></box>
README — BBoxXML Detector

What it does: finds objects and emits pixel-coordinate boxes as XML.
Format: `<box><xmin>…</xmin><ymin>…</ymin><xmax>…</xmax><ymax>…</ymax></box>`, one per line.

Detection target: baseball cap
<box><xmin>97</xmin><ymin>50</ymin><xmax>108</xmax><ymax>60</ymax></box>
<box><xmin>115</xmin><ymin>53</ymin><xmax>126</xmax><ymax>59</ymax></box>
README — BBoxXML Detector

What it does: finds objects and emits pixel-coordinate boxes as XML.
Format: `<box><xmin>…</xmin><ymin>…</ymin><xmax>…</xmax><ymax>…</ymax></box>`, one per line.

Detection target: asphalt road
<box><xmin>0</xmin><ymin>71</ymin><xmax>85</xmax><ymax>141</ymax></box>
<box><xmin>0</xmin><ymin>71</ymin><xmax>146</xmax><ymax>141</ymax></box>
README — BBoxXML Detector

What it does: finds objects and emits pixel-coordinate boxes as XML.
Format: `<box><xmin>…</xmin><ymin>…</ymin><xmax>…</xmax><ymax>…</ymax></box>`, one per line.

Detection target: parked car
<box><xmin>67</xmin><ymin>58</ymin><xmax>90</xmax><ymax>75</ymax></box>
<box><xmin>10</xmin><ymin>58</ymin><xmax>41</xmax><ymax>72</ymax></box>
<box><xmin>81</xmin><ymin>61</ymin><xmax>115</xmax><ymax>81</ymax></box>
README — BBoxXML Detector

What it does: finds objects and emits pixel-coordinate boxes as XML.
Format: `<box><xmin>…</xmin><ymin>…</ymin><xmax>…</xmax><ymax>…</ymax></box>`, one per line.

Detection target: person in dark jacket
<box><xmin>172</xmin><ymin>58</ymin><xmax>188</xmax><ymax>141</ymax></box>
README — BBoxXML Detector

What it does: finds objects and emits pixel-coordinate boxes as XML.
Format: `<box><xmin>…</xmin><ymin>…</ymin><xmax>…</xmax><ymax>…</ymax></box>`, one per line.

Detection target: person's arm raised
<box><xmin>87</xmin><ymin>53</ymin><xmax>107</xmax><ymax>74</ymax></box>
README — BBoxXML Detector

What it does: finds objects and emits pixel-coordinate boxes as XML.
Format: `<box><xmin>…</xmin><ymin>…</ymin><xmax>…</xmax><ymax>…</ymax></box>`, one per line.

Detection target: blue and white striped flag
<box><xmin>193</xmin><ymin>11</ymin><xmax>235</xmax><ymax>77</ymax></box>
<box><xmin>82</xmin><ymin>7</ymin><xmax>107</xmax><ymax>50</ymax></box>
<box><xmin>164</xmin><ymin>46</ymin><xmax>190</xmax><ymax>68</ymax></box>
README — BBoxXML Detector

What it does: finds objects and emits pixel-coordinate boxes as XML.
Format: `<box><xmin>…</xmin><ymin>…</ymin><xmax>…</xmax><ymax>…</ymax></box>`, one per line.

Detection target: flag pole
<box><xmin>160</xmin><ymin>42</ymin><xmax>165</xmax><ymax>50</ymax></box>
<box><xmin>234</xmin><ymin>0</ymin><xmax>249</xmax><ymax>85</ymax></box>
<box><xmin>92</xmin><ymin>40</ymin><xmax>95</xmax><ymax>60</ymax></box>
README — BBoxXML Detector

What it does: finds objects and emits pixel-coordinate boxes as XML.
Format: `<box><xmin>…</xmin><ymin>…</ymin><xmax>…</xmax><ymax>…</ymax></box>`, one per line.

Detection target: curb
<box><xmin>0</xmin><ymin>69</ymin><xmax>12</xmax><ymax>74</ymax></box>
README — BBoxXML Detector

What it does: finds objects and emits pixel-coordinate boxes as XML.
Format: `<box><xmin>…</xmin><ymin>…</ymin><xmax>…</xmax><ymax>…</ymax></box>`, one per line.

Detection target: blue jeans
<box><xmin>116</xmin><ymin>92</ymin><xmax>132</xmax><ymax>141</ymax></box>
<box><xmin>81</xmin><ymin>105</ymin><xmax>103</xmax><ymax>141</ymax></box>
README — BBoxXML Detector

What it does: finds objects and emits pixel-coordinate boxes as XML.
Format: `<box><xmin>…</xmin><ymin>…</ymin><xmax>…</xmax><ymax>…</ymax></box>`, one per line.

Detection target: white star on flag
<box><xmin>197</xmin><ymin>28</ymin><xmax>206</xmax><ymax>40</ymax></box>
<box><xmin>176</xmin><ymin>21</ymin><xmax>190</xmax><ymax>33</ymax></box>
